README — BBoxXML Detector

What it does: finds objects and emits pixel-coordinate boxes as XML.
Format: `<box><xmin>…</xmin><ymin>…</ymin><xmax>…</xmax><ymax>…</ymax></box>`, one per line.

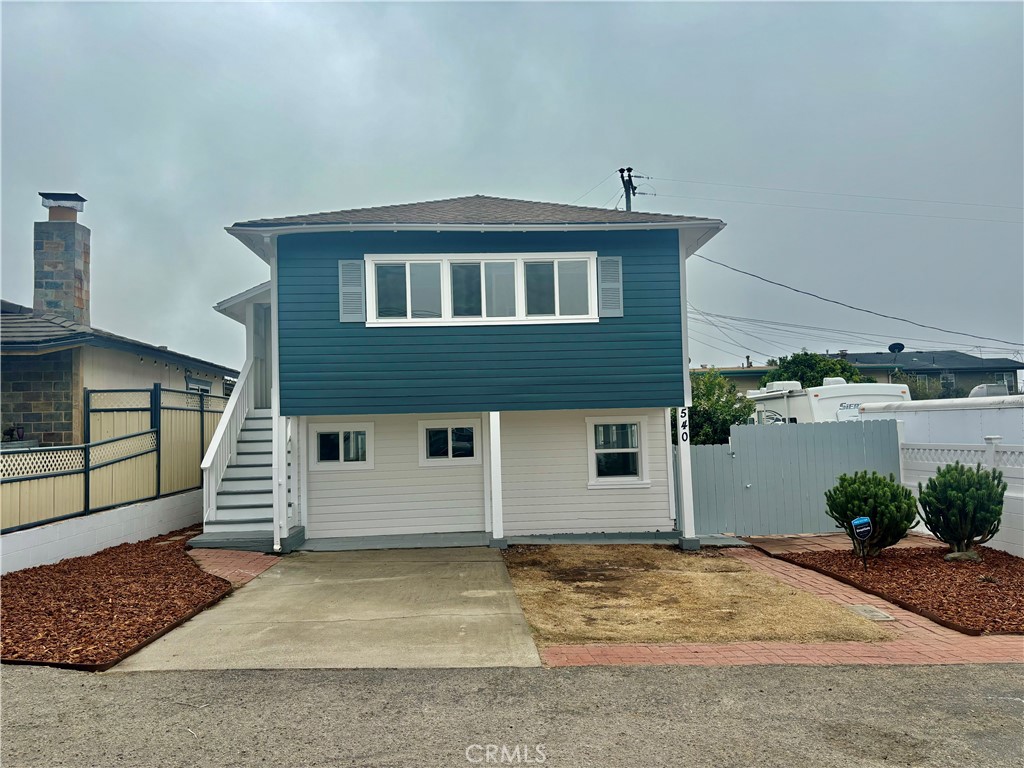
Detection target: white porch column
<box><xmin>269</xmin><ymin>244</ymin><xmax>284</xmax><ymax>552</ymax></box>
<box><xmin>676</xmin><ymin>406</ymin><xmax>696</xmax><ymax>540</ymax></box>
<box><xmin>488</xmin><ymin>411</ymin><xmax>504</xmax><ymax>540</ymax></box>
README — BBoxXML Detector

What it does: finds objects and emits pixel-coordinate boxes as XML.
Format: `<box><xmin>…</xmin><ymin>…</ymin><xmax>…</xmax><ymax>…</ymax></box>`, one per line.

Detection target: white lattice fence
<box><xmin>900</xmin><ymin>441</ymin><xmax>1024</xmax><ymax>558</ymax></box>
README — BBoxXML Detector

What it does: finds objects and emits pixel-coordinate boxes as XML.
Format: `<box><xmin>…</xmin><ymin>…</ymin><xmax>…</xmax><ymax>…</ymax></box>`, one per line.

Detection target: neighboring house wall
<box><xmin>277</xmin><ymin>229</ymin><xmax>683</xmax><ymax>416</ymax></box>
<box><xmin>1</xmin><ymin>349</ymin><xmax>80</xmax><ymax>446</ymax></box>
<box><xmin>81</xmin><ymin>347</ymin><xmax>228</xmax><ymax>393</ymax></box>
<box><xmin>501</xmin><ymin>408</ymin><xmax>672</xmax><ymax>535</ymax></box>
<box><xmin>304</xmin><ymin>413</ymin><xmax>486</xmax><ymax>538</ymax></box>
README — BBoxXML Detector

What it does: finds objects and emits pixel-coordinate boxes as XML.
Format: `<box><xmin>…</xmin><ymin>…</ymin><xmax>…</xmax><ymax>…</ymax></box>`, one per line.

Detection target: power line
<box><xmin>646</xmin><ymin>192</ymin><xmax>1022</xmax><ymax>225</ymax></box>
<box><xmin>687</xmin><ymin>303</ymin><xmax>774</xmax><ymax>357</ymax></box>
<box><xmin>693</xmin><ymin>253</ymin><xmax>1024</xmax><ymax>347</ymax></box>
<box><xmin>698</xmin><ymin>311</ymin><xmax>1022</xmax><ymax>353</ymax></box>
<box><xmin>638</xmin><ymin>174</ymin><xmax>1022</xmax><ymax>211</ymax></box>
<box><xmin>571</xmin><ymin>173</ymin><xmax>616</xmax><ymax>205</ymax></box>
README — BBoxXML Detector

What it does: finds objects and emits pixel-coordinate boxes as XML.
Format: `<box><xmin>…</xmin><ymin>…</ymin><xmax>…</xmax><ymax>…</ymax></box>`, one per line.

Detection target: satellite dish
<box><xmin>888</xmin><ymin>343</ymin><xmax>905</xmax><ymax>354</ymax></box>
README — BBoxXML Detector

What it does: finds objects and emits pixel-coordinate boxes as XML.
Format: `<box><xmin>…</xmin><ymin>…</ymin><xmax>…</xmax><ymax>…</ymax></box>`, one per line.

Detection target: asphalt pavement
<box><xmin>2</xmin><ymin>663</ymin><xmax>1021</xmax><ymax>768</ymax></box>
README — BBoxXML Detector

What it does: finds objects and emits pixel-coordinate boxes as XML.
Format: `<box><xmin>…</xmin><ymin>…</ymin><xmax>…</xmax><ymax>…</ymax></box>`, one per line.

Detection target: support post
<box><xmin>152</xmin><ymin>383</ymin><xmax>162</xmax><ymax>498</ymax></box>
<box><xmin>199</xmin><ymin>392</ymin><xmax>206</xmax><ymax>474</ymax></box>
<box><xmin>983</xmin><ymin>435</ymin><xmax>1003</xmax><ymax>470</ymax></box>
<box><xmin>676</xmin><ymin>405</ymin><xmax>698</xmax><ymax>549</ymax></box>
<box><xmin>269</xmin><ymin>246</ymin><xmax>283</xmax><ymax>552</ymax></box>
<box><xmin>488</xmin><ymin>411</ymin><xmax>505</xmax><ymax>545</ymax></box>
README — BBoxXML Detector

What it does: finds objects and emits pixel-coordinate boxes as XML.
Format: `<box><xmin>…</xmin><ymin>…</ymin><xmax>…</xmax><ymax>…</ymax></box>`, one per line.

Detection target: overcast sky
<box><xmin>3</xmin><ymin>2</ymin><xmax>1021</xmax><ymax>372</ymax></box>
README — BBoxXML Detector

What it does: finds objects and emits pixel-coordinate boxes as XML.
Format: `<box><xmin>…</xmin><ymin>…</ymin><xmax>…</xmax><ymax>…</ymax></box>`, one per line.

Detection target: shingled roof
<box><xmin>233</xmin><ymin>194</ymin><xmax>723</xmax><ymax>229</ymax></box>
<box><xmin>830</xmin><ymin>350</ymin><xmax>1024</xmax><ymax>372</ymax></box>
<box><xmin>1</xmin><ymin>300</ymin><xmax>238</xmax><ymax>376</ymax></box>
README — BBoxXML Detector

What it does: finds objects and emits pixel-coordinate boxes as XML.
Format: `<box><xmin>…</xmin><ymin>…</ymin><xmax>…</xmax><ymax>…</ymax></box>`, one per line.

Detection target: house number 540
<box><xmin>678</xmin><ymin>408</ymin><xmax>689</xmax><ymax>443</ymax></box>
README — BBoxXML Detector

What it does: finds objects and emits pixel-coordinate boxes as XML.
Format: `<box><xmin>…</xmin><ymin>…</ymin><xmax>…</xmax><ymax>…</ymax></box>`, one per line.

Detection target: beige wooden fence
<box><xmin>1</xmin><ymin>385</ymin><xmax>225</xmax><ymax>533</ymax></box>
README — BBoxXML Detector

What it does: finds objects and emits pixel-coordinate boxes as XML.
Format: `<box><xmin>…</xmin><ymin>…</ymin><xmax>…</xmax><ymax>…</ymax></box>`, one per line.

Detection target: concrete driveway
<box><xmin>114</xmin><ymin>548</ymin><xmax>541</xmax><ymax>671</ymax></box>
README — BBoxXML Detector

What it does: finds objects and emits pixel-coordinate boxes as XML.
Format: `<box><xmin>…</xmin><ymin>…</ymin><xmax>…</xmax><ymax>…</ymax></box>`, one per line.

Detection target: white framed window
<box><xmin>309</xmin><ymin>422</ymin><xmax>374</xmax><ymax>471</ymax></box>
<box><xmin>940</xmin><ymin>373</ymin><xmax>956</xmax><ymax>387</ymax></box>
<box><xmin>585</xmin><ymin>415</ymin><xmax>650</xmax><ymax>489</ymax></box>
<box><xmin>418</xmin><ymin>419</ymin><xmax>482</xmax><ymax>467</ymax></box>
<box><xmin>364</xmin><ymin>253</ymin><xmax>599</xmax><ymax>327</ymax></box>
<box><xmin>994</xmin><ymin>372</ymin><xmax>1017</xmax><ymax>393</ymax></box>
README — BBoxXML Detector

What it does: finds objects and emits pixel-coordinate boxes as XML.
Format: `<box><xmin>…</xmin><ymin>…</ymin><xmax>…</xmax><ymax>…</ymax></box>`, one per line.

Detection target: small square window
<box><xmin>418</xmin><ymin>420</ymin><xmax>482</xmax><ymax>466</ymax></box>
<box><xmin>318</xmin><ymin>432</ymin><xmax>341</xmax><ymax>463</ymax></box>
<box><xmin>310</xmin><ymin>423</ymin><xmax>374</xmax><ymax>471</ymax></box>
<box><xmin>585</xmin><ymin>416</ymin><xmax>650</xmax><ymax>489</ymax></box>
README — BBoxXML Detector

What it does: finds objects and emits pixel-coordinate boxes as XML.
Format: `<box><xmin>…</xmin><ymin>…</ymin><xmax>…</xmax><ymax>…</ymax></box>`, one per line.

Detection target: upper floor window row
<box><xmin>339</xmin><ymin>253</ymin><xmax>624</xmax><ymax>327</ymax></box>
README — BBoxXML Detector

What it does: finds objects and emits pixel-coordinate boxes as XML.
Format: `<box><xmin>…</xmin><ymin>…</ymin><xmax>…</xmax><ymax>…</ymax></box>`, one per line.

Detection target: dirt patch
<box><xmin>502</xmin><ymin>544</ymin><xmax>891</xmax><ymax>646</ymax></box>
<box><xmin>1</xmin><ymin>526</ymin><xmax>231</xmax><ymax>668</ymax></box>
<box><xmin>781</xmin><ymin>547</ymin><xmax>1024</xmax><ymax>635</ymax></box>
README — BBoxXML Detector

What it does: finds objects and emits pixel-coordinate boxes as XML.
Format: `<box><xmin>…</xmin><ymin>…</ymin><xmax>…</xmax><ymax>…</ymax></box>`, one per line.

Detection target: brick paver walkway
<box><xmin>542</xmin><ymin>547</ymin><xmax>1023</xmax><ymax>668</ymax></box>
<box><xmin>189</xmin><ymin>548</ymin><xmax>278</xmax><ymax>587</ymax></box>
<box><xmin>741</xmin><ymin>531</ymin><xmax>944</xmax><ymax>556</ymax></box>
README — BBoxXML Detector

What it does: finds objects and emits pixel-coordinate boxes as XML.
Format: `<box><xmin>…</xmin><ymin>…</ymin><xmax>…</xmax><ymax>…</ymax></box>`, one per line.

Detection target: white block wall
<box><xmin>501</xmin><ymin>408</ymin><xmax>673</xmax><ymax>535</ymax></box>
<box><xmin>0</xmin><ymin>490</ymin><xmax>202</xmax><ymax>575</ymax></box>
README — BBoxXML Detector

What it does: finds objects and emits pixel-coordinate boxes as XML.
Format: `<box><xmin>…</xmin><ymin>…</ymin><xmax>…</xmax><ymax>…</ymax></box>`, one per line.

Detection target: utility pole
<box><xmin>618</xmin><ymin>167</ymin><xmax>637</xmax><ymax>211</ymax></box>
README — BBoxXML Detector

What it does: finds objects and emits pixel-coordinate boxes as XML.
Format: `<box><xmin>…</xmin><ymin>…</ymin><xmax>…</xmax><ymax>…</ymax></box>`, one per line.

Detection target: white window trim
<box><xmin>308</xmin><ymin>421</ymin><xmax>375</xmax><ymax>471</ymax></box>
<box><xmin>418</xmin><ymin>418</ymin><xmax>483</xmax><ymax>467</ymax></box>
<box><xmin>364</xmin><ymin>252</ymin><xmax>599</xmax><ymax>327</ymax></box>
<box><xmin>585</xmin><ymin>415</ymin><xmax>651</xmax><ymax>490</ymax></box>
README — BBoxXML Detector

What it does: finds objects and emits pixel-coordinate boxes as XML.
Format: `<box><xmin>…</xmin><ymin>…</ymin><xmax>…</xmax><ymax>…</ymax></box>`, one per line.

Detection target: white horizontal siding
<box><xmin>305</xmin><ymin>413</ymin><xmax>485</xmax><ymax>538</ymax></box>
<box><xmin>501</xmin><ymin>408</ymin><xmax>672</xmax><ymax>535</ymax></box>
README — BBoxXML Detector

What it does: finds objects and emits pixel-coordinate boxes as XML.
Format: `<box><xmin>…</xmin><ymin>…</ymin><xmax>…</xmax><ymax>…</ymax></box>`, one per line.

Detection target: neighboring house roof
<box><xmin>829</xmin><ymin>350</ymin><xmax>1024</xmax><ymax>373</ymax></box>
<box><xmin>213</xmin><ymin>281</ymin><xmax>271</xmax><ymax>324</ymax></box>
<box><xmin>232</xmin><ymin>194</ymin><xmax>723</xmax><ymax>229</ymax></box>
<box><xmin>0</xmin><ymin>300</ymin><xmax>239</xmax><ymax>377</ymax></box>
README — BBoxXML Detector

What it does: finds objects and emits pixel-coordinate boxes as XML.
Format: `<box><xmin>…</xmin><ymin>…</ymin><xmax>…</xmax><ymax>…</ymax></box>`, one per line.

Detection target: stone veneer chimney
<box><xmin>34</xmin><ymin>192</ymin><xmax>90</xmax><ymax>325</ymax></box>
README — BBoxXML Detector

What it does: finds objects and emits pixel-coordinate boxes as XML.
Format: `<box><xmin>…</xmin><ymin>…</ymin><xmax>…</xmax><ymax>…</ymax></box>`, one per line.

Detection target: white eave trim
<box><xmin>213</xmin><ymin>281</ymin><xmax>272</xmax><ymax>324</ymax></box>
<box><xmin>226</xmin><ymin>221</ymin><xmax>726</xmax><ymax>260</ymax></box>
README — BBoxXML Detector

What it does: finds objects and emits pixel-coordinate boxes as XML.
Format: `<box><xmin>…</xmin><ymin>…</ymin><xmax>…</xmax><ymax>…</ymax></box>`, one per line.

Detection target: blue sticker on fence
<box><xmin>851</xmin><ymin>516</ymin><xmax>872</xmax><ymax>540</ymax></box>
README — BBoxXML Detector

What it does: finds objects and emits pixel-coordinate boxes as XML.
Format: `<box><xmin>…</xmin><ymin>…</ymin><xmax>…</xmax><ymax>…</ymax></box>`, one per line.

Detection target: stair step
<box><xmin>250</xmin><ymin>409</ymin><xmax>272</xmax><ymax>417</ymax></box>
<box><xmin>217</xmin><ymin>491</ymin><xmax>273</xmax><ymax>506</ymax></box>
<box><xmin>205</xmin><ymin>519</ymin><xmax>274</xmax><ymax>532</ymax></box>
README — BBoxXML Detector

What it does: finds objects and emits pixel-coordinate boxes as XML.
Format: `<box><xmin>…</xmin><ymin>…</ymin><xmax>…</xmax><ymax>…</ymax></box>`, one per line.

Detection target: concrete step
<box><xmin>204</xmin><ymin>518</ymin><xmax>274</xmax><ymax>532</ymax></box>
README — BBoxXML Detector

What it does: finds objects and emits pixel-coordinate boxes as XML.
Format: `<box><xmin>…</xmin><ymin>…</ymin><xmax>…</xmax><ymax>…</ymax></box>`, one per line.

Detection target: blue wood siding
<box><xmin>277</xmin><ymin>230</ymin><xmax>683</xmax><ymax>415</ymax></box>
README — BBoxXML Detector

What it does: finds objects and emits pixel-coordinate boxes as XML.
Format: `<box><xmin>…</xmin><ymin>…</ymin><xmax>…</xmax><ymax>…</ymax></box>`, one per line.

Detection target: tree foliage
<box><xmin>760</xmin><ymin>352</ymin><xmax>870</xmax><ymax>388</ymax></box>
<box><xmin>890</xmin><ymin>370</ymin><xmax>966</xmax><ymax>400</ymax></box>
<box><xmin>824</xmin><ymin>471</ymin><xmax>919</xmax><ymax>557</ymax></box>
<box><xmin>683</xmin><ymin>368</ymin><xmax>756</xmax><ymax>445</ymax></box>
<box><xmin>918</xmin><ymin>462</ymin><xmax>1006</xmax><ymax>553</ymax></box>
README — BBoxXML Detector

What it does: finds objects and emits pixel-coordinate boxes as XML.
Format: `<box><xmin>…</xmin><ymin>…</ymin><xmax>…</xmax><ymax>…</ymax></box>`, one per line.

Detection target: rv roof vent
<box><xmin>766</xmin><ymin>380</ymin><xmax>802</xmax><ymax>392</ymax></box>
<box><xmin>822</xmin><ymin>377</ymin><xmax>847</xmax><ymax>386</ymax></box>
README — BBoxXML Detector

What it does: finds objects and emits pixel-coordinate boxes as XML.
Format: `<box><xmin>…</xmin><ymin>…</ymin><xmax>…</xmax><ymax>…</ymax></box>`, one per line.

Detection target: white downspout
<box><xmin>269</xmin><ymin>241</ymin><xmax>283</xmax><ymax>553</ymax></box>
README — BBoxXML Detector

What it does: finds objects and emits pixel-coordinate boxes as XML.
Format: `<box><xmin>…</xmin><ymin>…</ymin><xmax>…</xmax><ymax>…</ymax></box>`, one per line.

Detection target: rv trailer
<box><xmin>746</xmin><ymin>377</ymin><xmax>911</xmax><ymax>424</ymax></box>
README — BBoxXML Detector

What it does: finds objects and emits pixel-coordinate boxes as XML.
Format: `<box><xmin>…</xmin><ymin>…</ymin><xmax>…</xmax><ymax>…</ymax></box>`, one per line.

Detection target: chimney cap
<box><xmin>39</xmin><ymin>192</ymin><xmax>86</xmax><ymax>211</ymax></box>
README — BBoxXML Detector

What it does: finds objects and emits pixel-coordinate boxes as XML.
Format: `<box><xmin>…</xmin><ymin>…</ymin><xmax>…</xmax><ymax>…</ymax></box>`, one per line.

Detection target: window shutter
<box><xmin>597</xmin><ymin>256</ymin><xmax>623</xmax><ymax>318</ymax></box>
<box><xmin>338</xmin><ymin>260</ymin><xmax>366</xmax><ymax>322</ymax></box>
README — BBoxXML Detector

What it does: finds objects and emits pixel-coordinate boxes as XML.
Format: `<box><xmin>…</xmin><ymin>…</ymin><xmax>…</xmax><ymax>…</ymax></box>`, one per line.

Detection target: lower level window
<box><xmin>419</xmin><ymin>419</ymin><xmax>482</xmax><ymax>466</ymax></box>
<box><xmin>310</xmin><ymin>422</ymin><xmax>374</xmax><ymax>471</ymax></box>
<box><xmin>585</xmin><ymin>416</ymin><xmax>650</xmax><ymax>488</ymax></box>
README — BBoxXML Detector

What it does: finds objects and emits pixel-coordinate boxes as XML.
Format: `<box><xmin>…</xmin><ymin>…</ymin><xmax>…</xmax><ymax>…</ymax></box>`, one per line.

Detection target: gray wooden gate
<box><xmin>686</xmin><ymin>420</ymin><xmax>901</xmax><ymax>536</ymax></box>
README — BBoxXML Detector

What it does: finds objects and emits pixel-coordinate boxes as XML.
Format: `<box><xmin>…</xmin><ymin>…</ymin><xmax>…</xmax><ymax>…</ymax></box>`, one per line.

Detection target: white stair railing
<box><xmin>201</xmin><ymin>359</ymin><xmax>253</xmax><ymax>523</ymax></box>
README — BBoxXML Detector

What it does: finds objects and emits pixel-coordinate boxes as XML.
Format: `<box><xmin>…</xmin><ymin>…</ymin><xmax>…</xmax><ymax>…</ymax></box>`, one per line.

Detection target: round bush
<box><xmin>824</xmin><ymin>471</ymin><xmax>918</xmax><ymax>557</ymax></box>
<box><xmin>918</xmin><ymin>462</ymin><xmax>1006</xmax><ymax>554</ymax></box>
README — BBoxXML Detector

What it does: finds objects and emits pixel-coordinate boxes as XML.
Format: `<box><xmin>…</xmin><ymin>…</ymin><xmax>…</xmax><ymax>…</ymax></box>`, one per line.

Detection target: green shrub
<box><xmin>918</xmin><ymin>462</ymin><xmax>1006</xmax><ymax>553</ymax></box>
<box><xmin>824</xmin><ymin>471</ymin><xmax>918</xmax><ymax>556</ymax></box>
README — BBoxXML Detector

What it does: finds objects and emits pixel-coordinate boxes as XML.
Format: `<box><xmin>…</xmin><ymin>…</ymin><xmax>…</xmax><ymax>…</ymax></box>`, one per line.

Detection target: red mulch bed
<box><xmin>780</xmin><ymin>546</ymin><xmax>1024</xmax><ymax>635</ymax></box>
<box><xmin>1</xmin><ymin>526</ymin><xmax>231</xmax><ymax>669</ymax></box>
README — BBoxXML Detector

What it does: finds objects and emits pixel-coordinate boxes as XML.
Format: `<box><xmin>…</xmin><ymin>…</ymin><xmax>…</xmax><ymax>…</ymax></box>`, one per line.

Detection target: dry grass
<box><xmin>503</xmin><ymin>544</ymin><xmax>891</xmax><ymax>646</ymax></box>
